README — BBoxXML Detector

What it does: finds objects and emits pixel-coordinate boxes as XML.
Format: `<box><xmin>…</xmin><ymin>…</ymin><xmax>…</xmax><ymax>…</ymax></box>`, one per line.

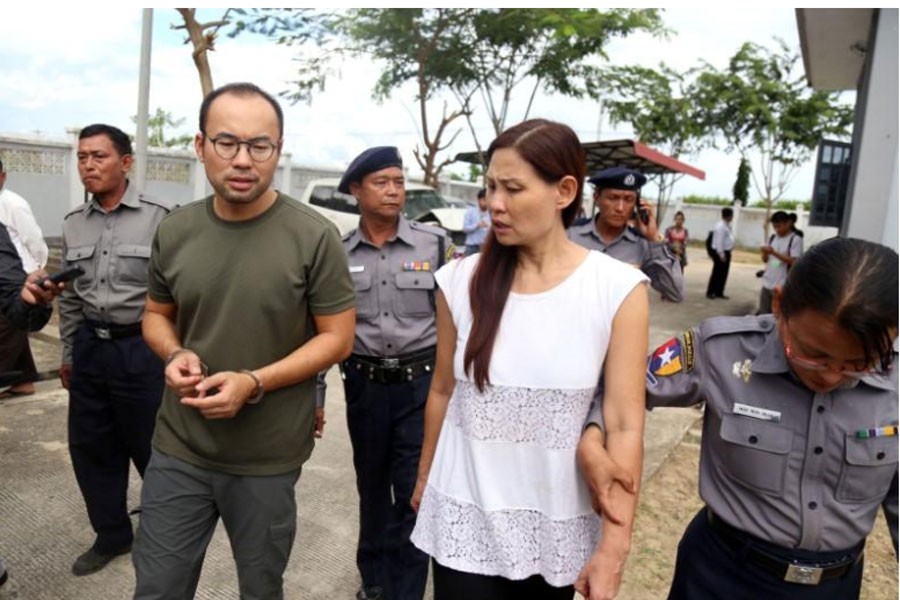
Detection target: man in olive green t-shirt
<box><xmin>133</xmin><ymin>83</ymin><xmax>356</xmax><ymax>599</ymax></box>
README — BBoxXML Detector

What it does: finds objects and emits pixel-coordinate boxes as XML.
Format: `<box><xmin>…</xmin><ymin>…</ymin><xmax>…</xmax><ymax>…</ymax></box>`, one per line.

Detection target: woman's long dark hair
<box><xmin>780</xmin><ymin>237</ymin><xmax>898</xmax><ymax>371</ymax></box>
<box><xmin>464</xmin><ymin>119</ymin><xmax>585</xmax><ymax>391</ymax></box>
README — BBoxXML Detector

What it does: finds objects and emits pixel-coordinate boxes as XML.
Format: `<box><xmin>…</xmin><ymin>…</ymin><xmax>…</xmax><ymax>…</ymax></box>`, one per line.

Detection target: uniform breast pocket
<box><xmin>719</xmin><ymin>414</ymin><xmax>792</xmax><ymax>495</ymax></box>
<box><xmin>351</xmin><ymin>271</ymin><xmax>377</xmax><ymax>319</ymax></box>
<box><xmin>65</xmin><ymin>245</ymin><xmax>96</xmax><ymax>294</ymax></box>
<box><xmin>393</xmin><ymin>271</ymin><xmax>435</xmax><ymax>317</ymax></box>
<box><xmin>836</xmin><ymin>434</ymin><xmax>898</xmax><ymax>503</ymax></box>
<box><xmin>114</xmin><ymin>244</ymin><xmax>152</xmax><ymax>285</ymax></box>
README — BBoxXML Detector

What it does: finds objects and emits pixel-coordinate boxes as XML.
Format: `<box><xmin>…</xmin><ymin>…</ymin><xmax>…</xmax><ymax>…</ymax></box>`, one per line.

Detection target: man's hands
<box><xmin>577</xmin><ymin>425</ymin><xmax>636</xmax><ymax>525</ymax></box>
<box><xmin>59</xmin><ymin>363</ymin><xmax>72</xmax><ymax>389</ymax></box>
<box><xmin>574</xmin><ymin>537</ymin><xmax>631</xmax><ymax>600</ymax></box>
<box><xmin>21</xmin><ymin>270</ymin><xmax>63</xmax><ymax>306</ymax></box>
<box><xmin>165</xmin><ymin>350</ymin><xmax>257</xmax><ymax>419</ymax></box>
<box><xmin>632</xmin><ymin>200</ymin><xmax>659</xmax><ymax>241</ymax></box>
<box><xmin>314</xmin><ymin>407</ymin><xmax>326</xmax><ymax>438</ymax></box>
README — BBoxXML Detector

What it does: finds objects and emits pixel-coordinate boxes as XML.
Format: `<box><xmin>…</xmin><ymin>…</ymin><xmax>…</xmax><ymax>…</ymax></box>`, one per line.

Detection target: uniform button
<box><xmin>102</xmin><ymin>250</ymin><xmax>108</xmax><ymax>255</ymax></box>
<box><xmin>381</xmin><ymin>255</ymin><xmax>386</xmax><ymax>260</ymax></box>
<box><xmin>387</xmin><ymin>343</ymin><xmax>392</xmax><ymax>349</ymax></box>
<box><xmin>816</xmin><ymin>406</ymin><xmax>825</xmax><ymax>413</ymax></box>
<box><xmin>100</xmin><ymin>278</ymin><xmax>105</xmax><ymax>283</ymax></box>
<box><xmin>814</xmin><ymin>446</ymin><xmax>823</xmax><ymax>454</ymax></box>
<box><xmin>808</xmin><ymin>501</ymin><xmax>818</xmax><ymax>510</ymax></box>
<box><xmin>382</xmin><ymin>280</ymin><xmax>387</xmax><ymax>285</ymax></box>
<box><xmin>383</xmin><ymin>312</ymin><xmax>389</xmax><ymax>317</ymax></box>
<box><xmin>877</xmin><ymin>451</ymin><xmax>886</xmax><ymax>460</ymax></box>
<box><xmin>748</xmin><ymin>435</ymin><xmax>758</xmax><ymax>444</ymax></box>
<box><xmin>413</xmin><ymin>279</ymin><xmax>419</xmax><ymax>285</ymax></box>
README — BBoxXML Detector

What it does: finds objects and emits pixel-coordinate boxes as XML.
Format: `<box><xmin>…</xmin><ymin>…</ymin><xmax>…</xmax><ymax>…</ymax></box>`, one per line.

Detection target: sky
<box><xmin>0</xmin><ymin>7</ymin><xmax>853</xmax><ymax>202</ymax></box>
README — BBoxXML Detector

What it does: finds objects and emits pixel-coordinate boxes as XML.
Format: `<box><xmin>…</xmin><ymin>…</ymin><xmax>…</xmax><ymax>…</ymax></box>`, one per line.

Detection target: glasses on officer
<box><xmin>203</xmin><ymin>133</ymin><xmax>279</xmax><ymax>162</ymax></box>
<box><xmin>782</xmin><ymin>323</ymin><xmax>882</xmax><ymax>379</ymax></box>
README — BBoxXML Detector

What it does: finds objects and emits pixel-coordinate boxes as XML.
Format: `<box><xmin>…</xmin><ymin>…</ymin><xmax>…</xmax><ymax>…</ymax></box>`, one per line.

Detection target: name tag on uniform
<box><xmin>733</xmin><ymin>402</ymin><xmax>781</xmax><ymax>422</ymax></box>
<box><xmin>349</xmin><ymin>265</ymin><xmax>365</xmax><ymax>273</ymax></box>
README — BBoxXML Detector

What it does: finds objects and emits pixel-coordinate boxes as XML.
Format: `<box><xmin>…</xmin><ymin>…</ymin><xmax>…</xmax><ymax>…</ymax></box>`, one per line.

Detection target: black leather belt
<box><xmin>85</xmin><ymin>321</ymin><xmax>143</xmax><ymax>340</ymax></box>
<box><xmin>706</xmin><ymin>508</ymin><xmax>863</xmax><ymax>585</ymax></box>
<box><xmin>344</xmin><ymin>347</ymin><xmax>436</xmax><ymax>385</ymax></box>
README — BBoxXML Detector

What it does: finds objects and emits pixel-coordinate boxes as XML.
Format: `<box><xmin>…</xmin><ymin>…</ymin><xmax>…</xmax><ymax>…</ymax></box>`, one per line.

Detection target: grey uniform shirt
<box><xmin>58</xmin><ymin>183</ymin><xmax>173</xmax><ymax>363</ymax></box>
<box><xmin>568</xmin><ymin>219</ymin><xmax>683</xmax><ymax>302</ymax></box>
<box><xmin>315</xmin><ymin>217</ymin><xmax>452</xmax><ymax>407</ymax></box>
<box><xmin>642</xmin><ymin>315</ymin><xmax>898</xmax><ymax>553</ymax></box>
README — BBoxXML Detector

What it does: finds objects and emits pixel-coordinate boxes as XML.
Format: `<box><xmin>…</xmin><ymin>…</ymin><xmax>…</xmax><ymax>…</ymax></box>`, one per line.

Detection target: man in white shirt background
<box><xmin>0</xmin><ymin>157</ymin><xmax>48</xmax><ymax>397</ymax></box>
<box><xmin>705</xmin><ymin>207</ymin><xmax>734</xmax><ymax>300</ymax></box>
<box><xmin>462</xmin><ymin>187</ymin><xmax>490</xmax><ymax>256</ymax></box>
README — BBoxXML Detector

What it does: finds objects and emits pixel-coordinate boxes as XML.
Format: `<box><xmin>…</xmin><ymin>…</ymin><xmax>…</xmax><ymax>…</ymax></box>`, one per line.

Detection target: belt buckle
<box><xmin>784</xmin><ymin>563</ymin><xmax>823</xmax><ymax>585</ymax></box>
<box><xmin>380</xmin><ymin>358</ymin><xmax>400</xmax><ymax>370</ymax></box>
<box><xmin>95</xmin><ymin>327</ymin><xmax>112</xmax><ymax>340</ymax></box>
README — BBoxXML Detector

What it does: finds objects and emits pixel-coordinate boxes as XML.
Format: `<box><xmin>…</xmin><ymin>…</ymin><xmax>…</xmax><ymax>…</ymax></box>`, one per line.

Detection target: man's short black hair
<box><xmin>722</xmin><ymin>207</ymin><xmax>734</xmax><ymax>219</ymax></box>
<box><xmin>79</xmin><ymin>124</ymin><xmax>133</xmax><ymax>157</ymax></box>
<box><xmin>477</xmin><ymin>188</ymin><xmax>486</xmax><ymax>199</ymax></box>
<box><xmin>199</xmin><ymin>82</ymin><xmax>284</xmax><ymax>139</ymax></box>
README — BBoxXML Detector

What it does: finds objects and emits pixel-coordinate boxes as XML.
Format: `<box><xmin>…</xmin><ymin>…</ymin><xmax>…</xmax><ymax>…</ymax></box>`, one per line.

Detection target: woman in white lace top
<box><xmin>410</xmin><ymin>119</ymin><xmax>649</xmax><ymax>599</ymax></box>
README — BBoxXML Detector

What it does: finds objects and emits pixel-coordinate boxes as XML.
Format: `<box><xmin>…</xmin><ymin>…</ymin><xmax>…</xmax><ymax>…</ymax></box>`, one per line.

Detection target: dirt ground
<box><xmin>618</xmin><ymin>427</ymin><xmax>899</xmax><ymax>599</ymax></box>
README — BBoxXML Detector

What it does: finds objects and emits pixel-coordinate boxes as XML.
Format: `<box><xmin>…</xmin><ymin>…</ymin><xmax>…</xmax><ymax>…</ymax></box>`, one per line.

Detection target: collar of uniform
<box><xmin>749</xmin><ymin>319</ymin><xmax>791</xmax><ymax>375</ymax></box>
<box><xmin>347</xmin><ymin>215</ymin><xmax>416</xmax><ymax>249</ymax></box>
<box><xmin>86</xmin><ymin>180</ymin><xmax>140</xmax><ymax>214</ymax></box>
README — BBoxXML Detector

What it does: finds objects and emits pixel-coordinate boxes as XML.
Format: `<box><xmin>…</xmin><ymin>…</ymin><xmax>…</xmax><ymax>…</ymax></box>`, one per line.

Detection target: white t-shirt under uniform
<box><xmin>411</xmin><ymin>251</ymin><xmax>648</xmax><ymax>586</ymax></box>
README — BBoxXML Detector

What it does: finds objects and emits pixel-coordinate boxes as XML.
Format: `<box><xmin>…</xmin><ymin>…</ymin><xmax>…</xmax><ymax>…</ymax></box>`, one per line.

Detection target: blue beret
<box><xmin>588</xmin><ymin>167</ymin><xmax>647</xmax><ymax>191</ymax></box>
<box><xmin>338</xmin><ymin>146</ymin><xmax>404</xmax><ymax>194</ymax></box>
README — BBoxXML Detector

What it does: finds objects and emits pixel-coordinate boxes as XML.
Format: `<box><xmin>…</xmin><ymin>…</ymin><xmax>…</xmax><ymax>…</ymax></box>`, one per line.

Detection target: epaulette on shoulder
<box><xmin>409</xmin><ymin>220</ymin><xmax>447</xmax><ymax>238</ymax></box>
<box><xmin>138</xmin><ymin>194</ymin><xmax>177</xmax><ymax>211</ymax></box>
<box><xmin>63</xmin><ymin>203</ymin><xmax>90</xmax><ymax>220</ymax></box>
<box><xmin>699</xmin><ymin>314</ymin><xmax>775</xmax><ymax>341</ymax></box>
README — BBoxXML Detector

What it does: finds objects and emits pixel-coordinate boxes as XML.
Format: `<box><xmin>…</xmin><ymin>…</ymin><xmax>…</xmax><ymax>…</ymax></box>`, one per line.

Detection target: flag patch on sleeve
<box><xmin>649</xmin><ymin>337</ymin><xmax>683</xmax><ymax>377</ymax></box>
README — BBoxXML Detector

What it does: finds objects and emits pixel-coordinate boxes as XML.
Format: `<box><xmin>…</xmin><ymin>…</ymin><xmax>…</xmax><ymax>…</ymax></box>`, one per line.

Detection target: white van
<box><xmin>299</xmin><ymin>178</ymin><xmax>467</xmax><ymax>248</ymax></box>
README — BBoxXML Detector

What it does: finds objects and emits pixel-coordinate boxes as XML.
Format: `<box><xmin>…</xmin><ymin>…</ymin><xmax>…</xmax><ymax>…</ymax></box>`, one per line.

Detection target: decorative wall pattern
<box><xmin>1</xmin><ymin>148</ymin><xmax>66</xmax><ymax>175</ymax></box>
<box><xmin>147</xmin><ymin>160</ymin><xmax>191</xmax><ymax>184</ymax></box>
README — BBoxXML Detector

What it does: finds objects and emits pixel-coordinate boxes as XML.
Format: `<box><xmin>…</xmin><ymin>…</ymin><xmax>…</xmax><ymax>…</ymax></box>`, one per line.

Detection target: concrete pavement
<box><xmin>0</xmin><ymin>247</ymin><xmax>764</xmax><ymax>599</ymax></box>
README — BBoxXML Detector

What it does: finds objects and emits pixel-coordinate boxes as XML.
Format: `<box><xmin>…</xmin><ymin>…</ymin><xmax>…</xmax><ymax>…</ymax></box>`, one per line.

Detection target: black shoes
<box><xmin>71</xmin><ymin>544</ymin><xmax>131</xmax><ymax>577</ymax></box>
<box><xmin>706</xmin><ymin>294</ymin><xmax>730</xmax><ymax>300</ymax></box>
<box><xmin>356</xmin><ymin>586</ymin><xmax>383</xmax><ymax>600</ymax></box>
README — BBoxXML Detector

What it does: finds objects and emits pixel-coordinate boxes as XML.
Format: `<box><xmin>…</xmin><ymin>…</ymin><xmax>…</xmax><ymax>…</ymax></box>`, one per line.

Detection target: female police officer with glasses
<box><xmin>582</xmin><ymin>236</ymin><xmax>897</xmax><ymax>599</ymax></box>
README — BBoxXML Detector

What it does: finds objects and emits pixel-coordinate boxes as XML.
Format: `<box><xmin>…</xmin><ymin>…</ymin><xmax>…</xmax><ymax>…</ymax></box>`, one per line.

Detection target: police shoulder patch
<box><xmin>649</xmin><ymin>336</ymin><xmax>684</xmax><ymax>377</ymax></box>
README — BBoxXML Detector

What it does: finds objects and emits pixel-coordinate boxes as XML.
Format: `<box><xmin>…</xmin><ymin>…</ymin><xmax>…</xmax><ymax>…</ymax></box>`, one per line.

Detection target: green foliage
<box><xmin>467</xmin><ymin>163</ymin><xmax>484</xmax><ymax>183</ymax></box>
<box><xmin>235</xmin><ymin>8</ymin><xmax>666</xmax><ymax>184</ymax></box>
<box><xmin>732</xmin><ymin>158</ymin><xmax>751</xmax><ymax>206</ymax></box>
<box><xmin>693</xmin><ymin>39</ymin><xmax>854</xmax><ymax>206</ymax></box>
<box><xmin>680</xmin><ymin>195</ymin><xmax>732</xmax><ymax>206</ymax></box>
<box><xmin>131</xmin><ymin>107</ymin><xmax>193</xmax><ymax>149</ymax></box>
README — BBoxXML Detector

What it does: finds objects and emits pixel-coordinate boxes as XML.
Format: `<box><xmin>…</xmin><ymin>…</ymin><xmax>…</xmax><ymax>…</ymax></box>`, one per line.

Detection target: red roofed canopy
<box><xmin>454</xmin><ymin>139</ymin><xmax>705</xmax><ymax>180</ymax></box>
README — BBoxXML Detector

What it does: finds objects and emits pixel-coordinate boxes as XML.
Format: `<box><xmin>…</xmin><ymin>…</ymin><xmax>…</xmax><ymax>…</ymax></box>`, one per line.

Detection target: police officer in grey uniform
<box><xmin>323</xmin><ymin>146</ymin><xmax>453</xmax><ymax>600</ymax></box>
<box><xmin>59</xmin><ymin>124</ymin><xmax>172</xmax><ymax>576</ymax></box>
<box><xmin>583</xmin><ymin>237</ymin><xmax>898</xmax><ymax>599</ymax></box>
<box><xmin>568</xmin><ymin>166</ymin><xmax>683</xmax><ymax>302</ymax></box>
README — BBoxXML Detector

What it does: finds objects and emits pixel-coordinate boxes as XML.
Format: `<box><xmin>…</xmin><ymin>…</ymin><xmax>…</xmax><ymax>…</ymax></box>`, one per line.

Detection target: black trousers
<box><xmin>343</xmin><ymin>366</ymin><xmax>431</xmax><ymax>600</ymax></box>
<box><xmin>667</xmin><ymin>509</ymin><xmax>864</xmax><ymax>600</ymax></box>
<box><xmin>706</xmin><ymin>250</ymin><xmax>731</xmax><ymax>297</ymax></box>
<box><xmin>432</xmin><ymin>559</ymin><xmax>575</xmax><ymax>600</ymax></box>
<box><xmin>0</xmin><ymin>312</ymin><xmax>37</xmax><ymax>385</ymax></box>
<box><xmin>68</xmin><ymin>325</ymin><xmax>164</xmax><ymax>553</ymax></box>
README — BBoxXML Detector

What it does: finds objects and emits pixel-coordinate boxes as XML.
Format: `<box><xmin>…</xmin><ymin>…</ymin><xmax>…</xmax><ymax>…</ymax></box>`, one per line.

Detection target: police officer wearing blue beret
<box><xmin>323</xmin><ymin>146</ymin><xmax>454</xmax><ymax>600</ymax></box>
<box><xmin>568</xmin><ymin>166</ymin><xmax>683</xmax><ymax>302</ymax></box>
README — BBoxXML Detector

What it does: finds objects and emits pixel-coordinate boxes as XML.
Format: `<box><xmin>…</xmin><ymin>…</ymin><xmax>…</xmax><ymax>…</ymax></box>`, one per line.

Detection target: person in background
<box><xmin>412</xmin><ymin>119</ymin><xmax>648</xmax><ymax>600</ymax></box>
<box><xmin>0</xmin><ymin>221</ymin><xmax>63</xmax><ymax>590</ymax></box>
<box><xmin>324</xmin><ymin>146</ymin><xmax>453</xmax><ymax>600</ymax></box>
<box><xmin>58</xmin><ymin>124</ymin><xmax>173</xmax><ymax>576</ymax></box>
<box><xmin>568</xmin><ymin>166</ymin><xmax>683</xmax><ymax>302</ymax></box>
<box><xmin>0</xmin><ymin>157</ymin><xmax>49</xmax><ymax>397</ymax></box>
<box><xmin>664</xmin><ymin>210</ymin><xmax>689</xmax><ymax>272</ymax></box>
<box><xmin>582</xmin><ymin>237</ymin><xmax>897</xmax><ymax>600</ymax></box>
<box><xmin>705</xmin><ymin>207</ymin><xmax>734</xmax><ymax>300</ymax></box>
<box><xmin>462</xmin><ymin>187</ymin><xmax>490</xmax><ymax>256</ymax></box>
<box><xmin>757</xmin><ymin>210</ymin><xmax>802</xmax><ymax>315</ymax></box>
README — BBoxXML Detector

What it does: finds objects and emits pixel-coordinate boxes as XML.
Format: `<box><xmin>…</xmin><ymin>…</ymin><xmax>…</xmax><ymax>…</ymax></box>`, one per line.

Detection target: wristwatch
<box><xmin>239</xmin><ymin>369</ymin><xmax>265</xmax><ymax>404</ymax></box>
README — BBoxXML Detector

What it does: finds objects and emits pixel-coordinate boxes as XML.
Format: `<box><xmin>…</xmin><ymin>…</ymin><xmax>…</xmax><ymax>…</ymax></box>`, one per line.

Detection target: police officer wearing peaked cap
<box><xmin>320</xmin><ymin>146</ymin><xmax>454</xmax><ymax>600</ymax></box>
<box><xmin>568</xmin><ymin>166</ymin><xmax>684</xmax><ymax>302</ymax></box>
<box><xmin>58</xmin><ymin>124</ymin><xmax>174</xmax><ymax>576</ymax></box>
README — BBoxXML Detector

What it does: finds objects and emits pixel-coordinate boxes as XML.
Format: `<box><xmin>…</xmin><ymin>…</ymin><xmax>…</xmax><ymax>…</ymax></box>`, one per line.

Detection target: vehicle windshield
<box><xmin>404</xmin><ymin>189</ymin><xmax>450</xmax><ymax>220</ymax></box>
